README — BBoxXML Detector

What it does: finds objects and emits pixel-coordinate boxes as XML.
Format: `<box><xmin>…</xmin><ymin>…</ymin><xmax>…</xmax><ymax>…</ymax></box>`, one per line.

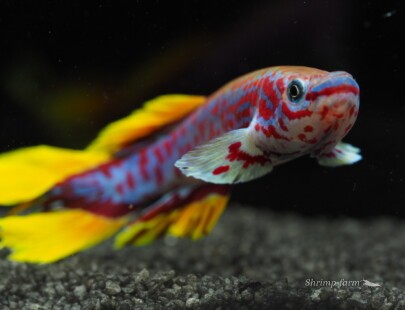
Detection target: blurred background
<box><xmin>0</xmin><ymin>0</ymin><xmax>402</xmax><ymax>217</ymax></box>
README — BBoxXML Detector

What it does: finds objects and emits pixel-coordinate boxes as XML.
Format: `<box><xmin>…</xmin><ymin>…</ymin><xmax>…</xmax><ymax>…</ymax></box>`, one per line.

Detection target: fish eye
<box><xmin>287</xmin><ymin>80</ymin><xmax>304</xmax><ymax>103</ymax></box>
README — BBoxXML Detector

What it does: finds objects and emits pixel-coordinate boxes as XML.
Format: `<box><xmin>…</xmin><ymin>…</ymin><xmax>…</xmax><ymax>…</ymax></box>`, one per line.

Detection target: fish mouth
<box><xmin>306</xmin><ymin>72</ymin><xmax>360</xmax><ymax>102</ymax></box>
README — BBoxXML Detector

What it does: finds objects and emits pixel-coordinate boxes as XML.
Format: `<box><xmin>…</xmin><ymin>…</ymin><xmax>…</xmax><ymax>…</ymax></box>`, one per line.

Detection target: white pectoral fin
<box><xmin>317</xmin><ymin>142</ymin><xmax>362</xmax><ymax>167</ymax></box>
<box><xmin>175</xmin><ymin>128</ymin><xmax>273</xmax><ymax>184</ymax></box>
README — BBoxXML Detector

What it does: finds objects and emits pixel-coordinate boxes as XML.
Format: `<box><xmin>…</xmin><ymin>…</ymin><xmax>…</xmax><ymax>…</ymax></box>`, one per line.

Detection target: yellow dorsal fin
<box><xmin>0</xmin><ymin>209</ymin><xmax>128</xmax><ymax>263</ymax></box>
<box><xmin>114</xmin><ymin>191</ymin><xmax>229</xmax><ymax>248</ymax></box>
<box><xmin>86</xmin><ymin>94</ymin><xmax>206</xmax><ymax>154</ymax></box>
<box><xmin>0</xmin><ymin>146</ymin><xmax>109</xmax><ymax>206</ymax></box>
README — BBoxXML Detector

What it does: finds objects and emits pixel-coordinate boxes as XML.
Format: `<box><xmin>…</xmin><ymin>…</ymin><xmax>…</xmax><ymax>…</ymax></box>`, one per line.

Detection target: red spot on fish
<box><xmin>97</xmin><ymin>161</ymin><xmax>116</xmax><ymax>179</ymax></box>
<box><xmin>139</xmin><ymin>150</ymin><xmax>149</xmax><ymax>181</ymax></box>
<box><xmin>278</xmin><ymin>118</ymin><xmax>289</xmax><ymax>131</ymax></box>
<box><xmin>212</xmin><ymin>165</ymin><xmax>230</xmax><ymax>175</ymax></box>
<box><xmin>258</xmin><ymin>124</ymin><xmax>290</xmax><ymax>141</ymax></box>
<box><xmin>126</xmin><ymin>172</ymin><xmax>136</xmax><ymax>189</ymax></box>
<box><xmin>282</xmin><ymin>102</ymin><xmax>313</xmax><ymax>120</ymax></box>
<box><xmin>116</xmin><ymin>183</ymin><xmax>124</xmax><ymax>195</ymax></box>
<box><xmin>212</xmin><ymin>103</ymin><xmax>219</xmax><ymax>115</ymax></box>
<box><xmin>226</xmin><ymin>142</ymin><xmax>269</xmax><ymax>169</ymax></box>
<box><xmin>262</xmin><ymin>78</ymin><xmax>280</xmax><ymax>109</ymax></box>
<box><xmin>298</xmin><ymin>133</ymin><xmax>318</xmax><ymax>144</ymax></box>
<box><xmin>306</xmin><ymin>84</ymin><xmax>359</xmax><ymax>101</ymax></box>
<box><xmin>155</xmin><ymin>166</ymin><xmax>163</xmax><ymax>185</ymax></box>
<box><xmin>307</xmin><ymin>137</ymin><xmax>318</xmax><ymax>144</ymax></box>
<box><xmin>320</xmin><ymin>106</ymin><xmax>329</xmax><ymax>120</ymax></box>
<box><xmin>259</xmin><ymin>99</ymin><xmax>273</xmax><ymax>120</ymax></box>
<box><xmin>255</xmin><ymin>123</ymin><xmax>260</xmax><ymax>132</ymax></box>
<box><xmin>304</xmin><ymin>125</ymin><xmax>313</xmax><ymax>132</ymax></box>
<box><xmin>164</xmin><ymin>140</ymin><xmax>172</xmax><ymax>157</ymax></box>
<box><xmin>276</xmin><ymin>78</ymin><xmax>286</xmax><ymax>94</ymax></box>
<box><xmin>154</xmin><ymin>147</ymin><xmax>164</xmax><ymax>163</ymax></box>
<box><xmin>100</xmin><ymin>165</ymin><xmax>112</xmax><ymax>178</ymax></box>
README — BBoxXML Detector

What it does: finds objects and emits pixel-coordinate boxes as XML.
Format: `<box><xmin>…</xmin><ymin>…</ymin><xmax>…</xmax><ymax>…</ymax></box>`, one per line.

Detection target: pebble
<box><xmin>104</xmin><ymin>281</ymin><xmax>122</xmax><ymax>295</ymax></box>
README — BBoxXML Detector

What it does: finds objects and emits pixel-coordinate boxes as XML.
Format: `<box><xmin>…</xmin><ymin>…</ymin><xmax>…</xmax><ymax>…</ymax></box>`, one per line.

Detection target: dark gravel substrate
<box><xmin>1</xmin><ymin>205</ymin><xmax>405</xmax><ymax>309</ymax></box>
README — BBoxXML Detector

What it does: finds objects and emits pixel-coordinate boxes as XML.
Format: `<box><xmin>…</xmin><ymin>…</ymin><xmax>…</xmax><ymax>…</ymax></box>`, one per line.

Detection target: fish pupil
<box><xmin>288</xmin><ymin>80</ymin><xmax>304</xmax><ymax>102</ymax></box>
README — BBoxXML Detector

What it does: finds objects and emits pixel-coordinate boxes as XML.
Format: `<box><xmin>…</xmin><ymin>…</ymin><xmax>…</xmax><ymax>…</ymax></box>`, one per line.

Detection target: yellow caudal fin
<box><xmin>86</xmin><ymin>94</ymin><xmax>206</xmax><ymax>154</ymax></box>
<box><xmin>0</xmin><ymin>145</ymin><xmax>109</xmax><ymax>206</ymax></box>
<box><xmin>0</xmin><ymin>209</ymin><xmax>128</xmax><ymax>263</ymax></box>
<box><xmin>114</xmin><ymin>190</ymin><xmax>230</xmax><ymax>248</ymax></box>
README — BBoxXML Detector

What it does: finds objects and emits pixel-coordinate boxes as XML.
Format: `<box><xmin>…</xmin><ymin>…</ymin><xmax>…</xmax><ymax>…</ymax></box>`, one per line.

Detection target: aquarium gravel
<box><xmin>1</xmin><ymin>205</ymin><xmax>404</xmax><ymax>309</ymax></box>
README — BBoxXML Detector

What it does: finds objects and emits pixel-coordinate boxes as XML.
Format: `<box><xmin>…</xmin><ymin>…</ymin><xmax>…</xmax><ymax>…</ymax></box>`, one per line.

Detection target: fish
<box><xmin>0</xmin><ymin>66</ymin><xmax>361</xmax><ymax>263</ymax></box>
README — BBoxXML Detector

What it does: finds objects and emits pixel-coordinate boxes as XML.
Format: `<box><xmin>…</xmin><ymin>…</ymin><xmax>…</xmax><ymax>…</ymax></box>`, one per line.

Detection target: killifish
<box><xmin>0</xmin><ymin>66</ymin><xmax>361</xmax><ymax>263</ymax></box>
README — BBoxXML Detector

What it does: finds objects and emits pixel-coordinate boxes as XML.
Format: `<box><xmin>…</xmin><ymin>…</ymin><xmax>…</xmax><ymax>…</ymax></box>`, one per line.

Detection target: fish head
<box><xmin>256</xmin><ymin>67</ymin><xmax>360</xmax><ymax>157</ymax></box>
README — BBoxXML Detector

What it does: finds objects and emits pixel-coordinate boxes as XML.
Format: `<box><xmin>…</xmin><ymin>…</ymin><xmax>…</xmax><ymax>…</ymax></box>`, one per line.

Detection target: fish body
<box><xmin>0</xmin><ymin>66</ymin><xmax>361</xmax><ymax>263</ymax></box>
<box><xmin>52</xmin><ymin>67</ymin><xmax>359</xmax><ymax>214</ymax></box>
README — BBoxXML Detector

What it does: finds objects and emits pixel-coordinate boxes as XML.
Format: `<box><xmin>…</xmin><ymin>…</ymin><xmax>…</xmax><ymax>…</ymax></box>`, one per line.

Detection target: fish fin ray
<box><xmin>317</xmin><ymin>141</ymin><xmax>362</xmax><ymax>167</ymax></box>
<box><xmin>175</xmin><ymin>128</ymin><xmax>273</xmax><ymax>184</ymax></box>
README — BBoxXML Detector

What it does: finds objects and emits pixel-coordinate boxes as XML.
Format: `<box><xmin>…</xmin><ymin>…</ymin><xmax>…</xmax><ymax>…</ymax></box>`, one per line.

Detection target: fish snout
<box><xmin>308</xmin><ymin>71</ymin><xmax>359</xmax><ymax>100</ymax></box>
<box><xmin>308</xmin><ymin>72</ymin><xmax>359</xmax><ymax>120</ymax></box>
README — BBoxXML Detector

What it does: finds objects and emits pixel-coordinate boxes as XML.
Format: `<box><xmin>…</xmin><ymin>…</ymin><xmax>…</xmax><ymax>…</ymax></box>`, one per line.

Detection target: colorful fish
<box><xmin>0</xmin><ymin>66</ymin><xmax>361</xmax><ymax>263</ymax></box>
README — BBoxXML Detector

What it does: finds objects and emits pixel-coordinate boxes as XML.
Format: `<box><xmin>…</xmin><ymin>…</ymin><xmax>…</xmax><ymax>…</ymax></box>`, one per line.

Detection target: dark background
<box><xmin>0</xmin><ymin>0</ymin><xmax>403</xmax><ymax>217</ymax></box>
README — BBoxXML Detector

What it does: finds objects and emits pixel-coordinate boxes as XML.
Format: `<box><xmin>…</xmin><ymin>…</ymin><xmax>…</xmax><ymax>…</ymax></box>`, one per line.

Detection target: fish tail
<box><xmin>0</xmin><ymin>94</ymin><xmax>207</xmax><ymax>263</ymax></box>
<box><xmin>0</xmin><ymin>209</ymin><xmax>128</xmax><ymax>263</ymax></box>
<box><xmin>0</xmin><ymin>145</ymin><xmax>109</xmax><ymax>207</ymax></box>
<box><xmin>0</xmin><ymin>146</ymin><xmax>129</xmax><ymax>263</ymax></box>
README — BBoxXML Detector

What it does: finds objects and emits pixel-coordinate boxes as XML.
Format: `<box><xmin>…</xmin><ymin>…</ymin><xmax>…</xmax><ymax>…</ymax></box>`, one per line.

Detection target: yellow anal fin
<box><xmin>0</xmin><ymin>145</ymin><xmax>109</xmax><ymax>206</ymax></box>
<box><xmin>114</xmin><ymin>192</ymin><xmax>229</xmax><ymax>248</ymax></box>
<box><xmin>114</xmin><ymin>211</ymin><xmax>180</xmax><ymax>247</ymax></box>
<box><xmin>0</xmin><ymin>209</ymin><xmax>128</xmax><ymax>263</ymax></box>
<box><xmin>86</xmin><ymin>94</ymin><xmax>206</xmax><ymax>154</ymax></box>
<box><xmin>168</xmin><ymin>194</ymin><xmax>229</xmax><ymax>240</ymax></box>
